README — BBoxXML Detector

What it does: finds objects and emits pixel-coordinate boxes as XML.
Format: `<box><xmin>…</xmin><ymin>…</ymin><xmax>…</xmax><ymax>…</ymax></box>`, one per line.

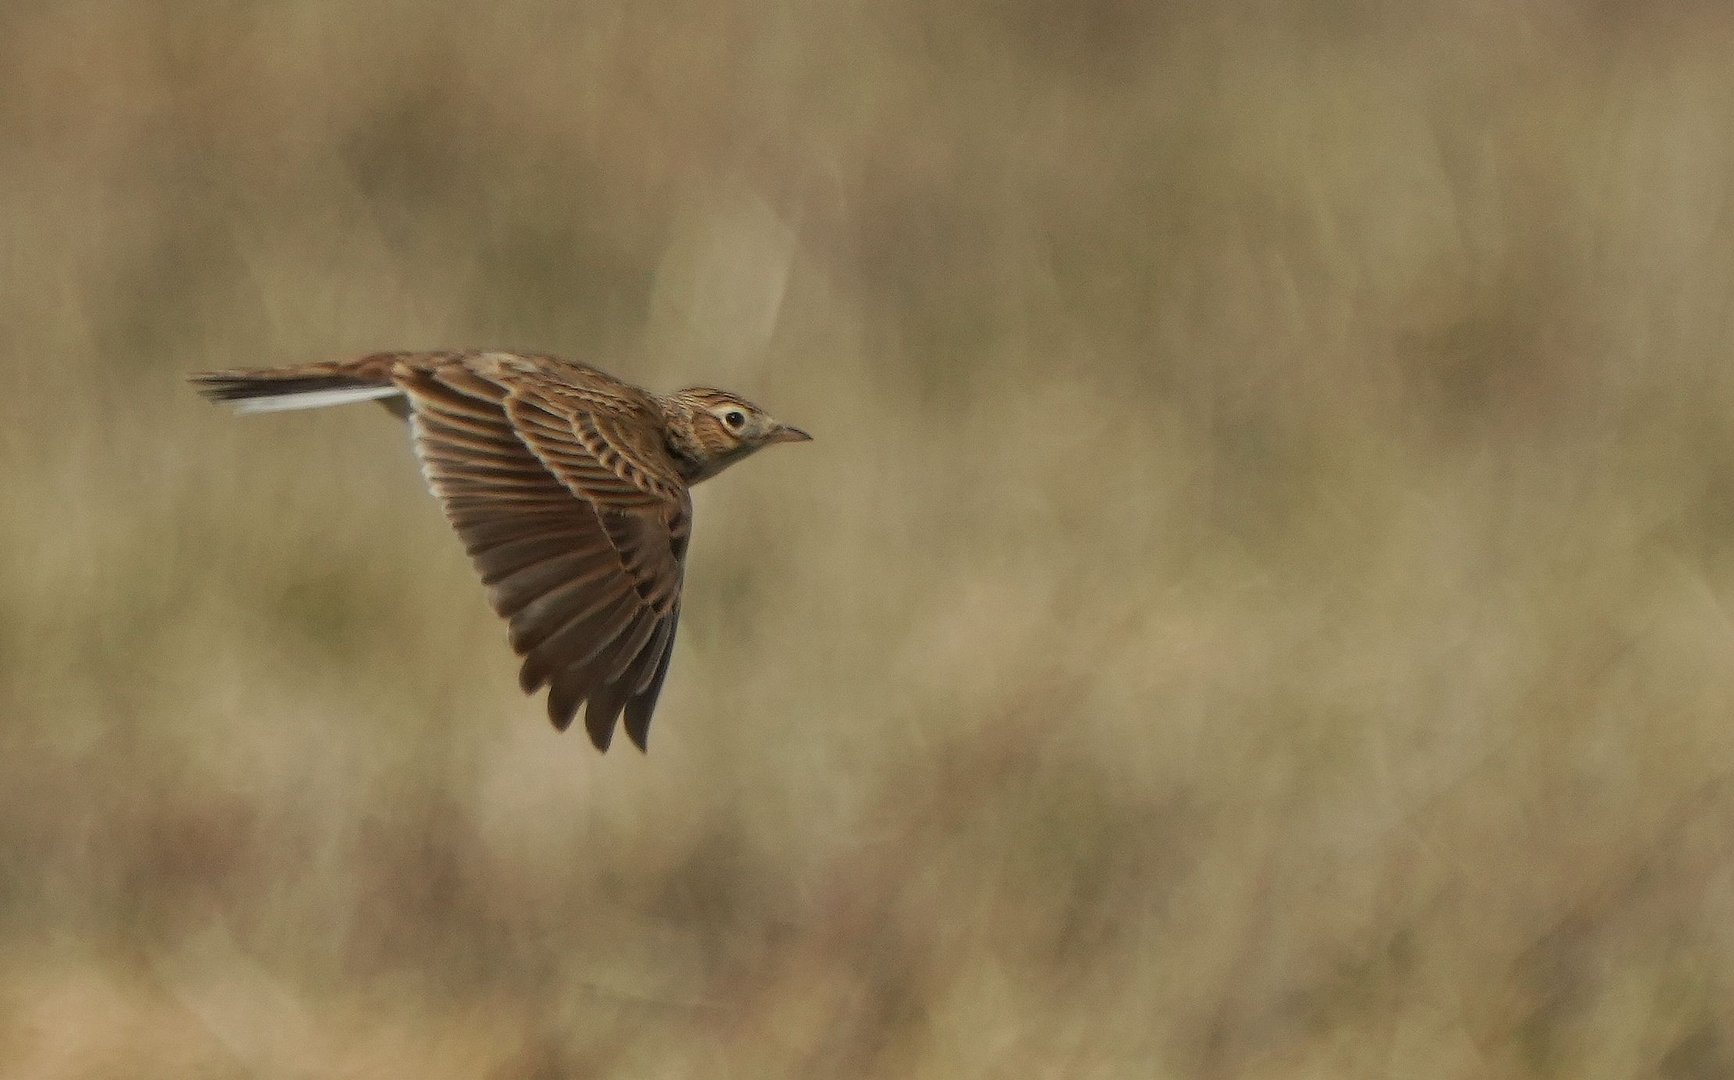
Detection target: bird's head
<box><xmin>662</xmin><ymin>388</ymin><xmax>811</xmax><ymax>483</ymax></box>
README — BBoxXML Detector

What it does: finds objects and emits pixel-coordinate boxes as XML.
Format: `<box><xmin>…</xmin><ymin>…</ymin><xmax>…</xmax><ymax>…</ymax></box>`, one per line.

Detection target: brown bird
<box><xmin>190</xmin><ymin>350</ymin><xmax>810</xmax><ymax>752</ymax></box>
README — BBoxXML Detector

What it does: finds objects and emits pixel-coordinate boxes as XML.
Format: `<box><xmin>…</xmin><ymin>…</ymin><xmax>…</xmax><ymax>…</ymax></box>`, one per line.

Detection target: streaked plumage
<box><xmin>190</xmin><ymin>350</ymin><xmax>810</xmax><ymax>752</ymax></box>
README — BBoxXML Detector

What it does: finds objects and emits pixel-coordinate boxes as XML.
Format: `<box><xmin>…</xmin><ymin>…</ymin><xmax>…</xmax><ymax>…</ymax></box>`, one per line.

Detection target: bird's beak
<box><xmin>768</xmin><ymin>424</ymin><xmax>813</xmax><ymax>444</ymax></box>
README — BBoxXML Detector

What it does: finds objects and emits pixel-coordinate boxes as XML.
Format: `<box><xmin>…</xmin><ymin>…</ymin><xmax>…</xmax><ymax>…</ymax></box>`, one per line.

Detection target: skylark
<box><xmin>191</xmin><ymin>350</ymin><xmax>810</xmax><ymax>752</ymax></box>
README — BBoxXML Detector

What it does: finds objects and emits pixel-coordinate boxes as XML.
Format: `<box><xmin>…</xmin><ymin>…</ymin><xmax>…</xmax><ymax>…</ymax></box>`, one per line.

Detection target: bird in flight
<box><xmin>191</xmin><ymin>350</ymin><xmax>810</xmax><ymax>752</ymax></box>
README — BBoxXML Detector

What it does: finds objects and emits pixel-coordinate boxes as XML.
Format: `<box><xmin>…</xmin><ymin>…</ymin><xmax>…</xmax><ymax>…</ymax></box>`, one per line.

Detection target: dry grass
<box><xmin>6</xmin><ymin>1</ymin><xmax>1734</xmax><ymax>1076</ymax></box>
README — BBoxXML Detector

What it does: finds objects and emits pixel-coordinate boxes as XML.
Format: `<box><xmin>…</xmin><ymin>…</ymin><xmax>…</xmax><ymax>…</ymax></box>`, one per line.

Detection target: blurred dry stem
<box><xmin>5</xmin><ymin>1</ymin><xmax>1734</xmax><ymax>1076</ymax></box>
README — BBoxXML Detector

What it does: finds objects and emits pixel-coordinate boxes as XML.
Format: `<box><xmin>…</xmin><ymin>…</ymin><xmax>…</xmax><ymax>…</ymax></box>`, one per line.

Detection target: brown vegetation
<box><xmin>5</xmin><ymin>1</ymin><xmax>1734</xmax><ymax>1075</ymax></box>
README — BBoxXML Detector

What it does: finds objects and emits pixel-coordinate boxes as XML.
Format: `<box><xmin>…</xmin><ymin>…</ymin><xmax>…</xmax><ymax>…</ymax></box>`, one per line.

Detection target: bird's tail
<box><xmin>189</xmin><ymin>356</ymin><xmax>407</xmax><ymax>415</ymax></box>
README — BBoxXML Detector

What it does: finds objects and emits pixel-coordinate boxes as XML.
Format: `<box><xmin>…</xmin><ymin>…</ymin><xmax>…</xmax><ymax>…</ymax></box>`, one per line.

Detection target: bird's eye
<box><xmin>723</xmin><ymin>410</ymin><xmax>747</xmax><ymax>430</ymax></box>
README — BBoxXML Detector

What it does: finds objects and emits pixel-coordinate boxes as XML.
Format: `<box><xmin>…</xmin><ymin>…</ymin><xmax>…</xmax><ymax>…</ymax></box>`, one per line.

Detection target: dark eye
<box><xmin>723</xmin><ymin>410</ymin><xmax>747</xmax><ymax>430</ymax></box>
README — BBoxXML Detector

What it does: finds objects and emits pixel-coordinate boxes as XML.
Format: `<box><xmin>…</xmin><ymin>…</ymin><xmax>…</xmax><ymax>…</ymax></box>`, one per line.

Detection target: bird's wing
<box><xmin>393</xmin><ymin>355</ymin><xmax>688</xmax><ymax>750</ymax></box>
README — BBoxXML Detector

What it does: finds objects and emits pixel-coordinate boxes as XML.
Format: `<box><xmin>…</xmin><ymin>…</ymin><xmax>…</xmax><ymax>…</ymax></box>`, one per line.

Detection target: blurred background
<box><xmin>4</xmin><ymin>1</ymin><xmax>1734</xmax><ymax>1076</ymax></box>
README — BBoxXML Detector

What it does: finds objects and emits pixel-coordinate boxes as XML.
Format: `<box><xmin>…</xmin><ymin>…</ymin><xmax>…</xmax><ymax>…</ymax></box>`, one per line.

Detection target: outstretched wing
<box><xmin>394</xmin><ymin>354</ymin><xmax>688</xmax><ymax>750</ymax></box>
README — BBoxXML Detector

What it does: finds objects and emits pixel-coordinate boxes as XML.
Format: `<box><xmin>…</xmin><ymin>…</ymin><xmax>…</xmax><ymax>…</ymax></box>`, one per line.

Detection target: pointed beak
<box><xmin>768</xmin><ymin>424</ymin><xmax>813</xmax><ymax>444</ymax></box>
